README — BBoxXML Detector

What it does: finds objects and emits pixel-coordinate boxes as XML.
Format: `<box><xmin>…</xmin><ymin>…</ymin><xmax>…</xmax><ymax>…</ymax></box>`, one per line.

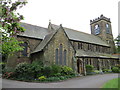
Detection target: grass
<box><xmin>102</xmin><ymin>78</ymin><xmax>119</xmax><ymax>88</ymax></box>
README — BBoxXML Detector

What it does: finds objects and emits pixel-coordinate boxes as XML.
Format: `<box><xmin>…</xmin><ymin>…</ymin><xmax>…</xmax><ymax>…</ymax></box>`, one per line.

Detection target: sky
<box><xmin>17</xmin><ymin>0</ymin><xmax>119</xmax><ymax>39</ymax></box>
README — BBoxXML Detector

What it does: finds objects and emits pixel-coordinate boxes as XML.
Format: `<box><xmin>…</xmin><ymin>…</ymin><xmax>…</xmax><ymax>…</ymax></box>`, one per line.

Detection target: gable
<box><xmin>32</xmin><ymin>25</ymin><xmax>74</xmax><ymax>54</ymax></box>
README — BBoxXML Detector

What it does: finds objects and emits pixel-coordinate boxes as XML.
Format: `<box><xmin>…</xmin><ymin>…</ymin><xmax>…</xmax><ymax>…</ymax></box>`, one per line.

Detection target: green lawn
<box><xmin>102</xmin><ymin>78</ymin><xmax>119</xmax><ymax>88</ymax></box>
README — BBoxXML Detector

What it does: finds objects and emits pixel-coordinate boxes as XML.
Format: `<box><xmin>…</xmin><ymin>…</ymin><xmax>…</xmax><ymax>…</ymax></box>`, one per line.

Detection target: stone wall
<box><xmin>7</xmin><ymin>36</ymin><xmax>42</xmax><ymax>68</ymax></box>
<box><xmin>42</xmin><ymin>27</ymin><xmax>74</xmax><ymax>68</ymax></box>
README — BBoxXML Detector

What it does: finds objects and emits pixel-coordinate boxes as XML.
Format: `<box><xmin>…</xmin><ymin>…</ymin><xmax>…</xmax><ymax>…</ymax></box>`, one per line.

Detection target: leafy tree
<box><xmin>114</xmin><ymin>34</ymin><xmax>120</xmax><ymax>53</ymax></box>
<box><xmin>0</xmin><ymin>0</ymin><xmax>27</xmax><ymax>61</ymax></box>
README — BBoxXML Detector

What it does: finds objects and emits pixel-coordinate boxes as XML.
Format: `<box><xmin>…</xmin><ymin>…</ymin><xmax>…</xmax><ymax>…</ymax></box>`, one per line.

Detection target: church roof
<box><xmin>18</xmin><ymin>22</ymin><xmax>49</xmax><ymax>39</ymax></box>
<box><xmin>51</xmin><ymin>24</ymin><xmax>109</xmax><ymax>46</ymax></box>
<box><xmin>76</xmin><ymin>50</ymin><xmax>119</xmax><ymax>59</ymax></box>
<box><xmin>18</xmin><ymin>22</ymin><xmax>109</xmax><ymax>47</ymax></box>
<box><xmin>32</xmin><ymin>31</ymin><xmax>57</xmax><ymax>53</ymax></box>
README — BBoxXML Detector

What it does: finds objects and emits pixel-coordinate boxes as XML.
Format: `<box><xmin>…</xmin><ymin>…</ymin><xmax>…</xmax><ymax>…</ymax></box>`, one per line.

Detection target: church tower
<box><xmin>90</xmin><ymin>14</ymin><xmax>116</xmax><ymax>53</ymax></box>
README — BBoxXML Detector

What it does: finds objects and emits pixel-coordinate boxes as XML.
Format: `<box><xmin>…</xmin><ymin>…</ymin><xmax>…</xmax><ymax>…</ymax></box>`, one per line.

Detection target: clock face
<box><xmin>94</xmin><ymin>24</ymin><xmax>100</xmax><ymax>35</ymax></box>
<box><xmin>106</xmin><ymin>24</ymin><xmax>110</xmax><ymax>34</ymax></box>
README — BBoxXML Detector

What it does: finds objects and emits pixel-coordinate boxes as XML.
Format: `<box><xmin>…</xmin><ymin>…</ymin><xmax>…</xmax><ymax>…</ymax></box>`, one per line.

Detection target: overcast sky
<box><xmin>17</xmin><ymin>0</ymin><xmax>119</xmax><ymax>38</ymax></box>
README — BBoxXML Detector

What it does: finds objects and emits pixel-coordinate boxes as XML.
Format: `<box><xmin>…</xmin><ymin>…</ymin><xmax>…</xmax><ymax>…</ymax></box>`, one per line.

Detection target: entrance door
<box><xmin>77</xmin><ymin>59</ymin><xmax>83</xmax><ymax>74</ymax></box>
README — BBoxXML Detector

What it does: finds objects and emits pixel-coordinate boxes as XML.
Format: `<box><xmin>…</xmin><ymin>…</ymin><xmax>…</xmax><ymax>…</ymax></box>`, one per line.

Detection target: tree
<box><xmin>114</xmin><ymin>34</ymin><xmax>120</xmax><ymax>53</ymax></box>
<box><xmin>0</xmin><ymin>0</ymin><xmax>27</xmax><ymax>62</ymax></box>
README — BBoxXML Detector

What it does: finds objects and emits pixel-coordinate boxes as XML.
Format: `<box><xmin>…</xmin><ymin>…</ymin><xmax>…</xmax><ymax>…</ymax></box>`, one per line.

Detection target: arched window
<box><xmin>55</xmin><ymin>49</ymin><xmax>58</xmax><ymax>64</ymax></box>
<box><xmin>64</xmin><ymin>50</ymin><xmax>67</xmax><ymax>65</ymax></box>
<box><xmin>94</xmin><ymin>24</ymin><xmax>100</xmax><ymax>35</ymax></box>
<box><xmin>106</xmin><ymin>24</ymin><xmax>110</xmax><ymax>34</ymax></box>
<box><xmin>59</xmin><ymin>44</ymin><xmax>63</xmax><ymax>65</ymax></box>
<box><xmin>21</xmin><ymin>42</ymin><xmax>28</xmax><ymax>56</ymax></box>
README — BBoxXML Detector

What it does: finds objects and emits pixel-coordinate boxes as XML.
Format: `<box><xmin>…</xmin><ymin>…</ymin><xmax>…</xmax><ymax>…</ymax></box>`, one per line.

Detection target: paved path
<box><xmin>1</xmin><ymin>73</ymin><xmax>118</xmax><ymax>88</ymax></box>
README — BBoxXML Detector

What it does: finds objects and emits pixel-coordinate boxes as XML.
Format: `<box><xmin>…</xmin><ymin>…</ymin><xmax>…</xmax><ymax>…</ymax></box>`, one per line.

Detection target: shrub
<box><xmin>51</xmin><ymin>64</ymin><xmax>62</xmax><ymax>75</ymax></box>
<box><xmin>0</xmin><ymin>62</ymin><xmax>6</xmax><ymax>74</ymax></box>
<box><xmin>86</xmin><ymin>65</ymin><xmax>94</xmax><ymax>73</ymax></box>
<box><xmin>2</xmin><ymin>67</ymin><xmax>15</xmax><ymax>78</ymax></box>
<box><xmin>61</xmin><ymin>66</ymin><xmax>74</xmax><ymax>75</ymax></box>
<box><xmin>30</xmin><ymin>61</ymin><xmax>43</xmax><ymax>78</ymax></box>
<box><xmin>94</xmin><ymin>70</ymin><xmax>100</xmax><ymax>74</ymax></box>
<box><xmin>52</xmin><ymin>73</ymin><xmax>61</xmax><ymax>77</ymax></box>
<box><xmin>38</xmin><ymin>76</ymin><xmax>46</xmax><ymax>81</ymax></box>
<box><xmin>2</xmin><ymin>72</ymin><xmax>14</xmax><ymax>79</ymax></box>
<box><xmin>102</xmin><ymin>69</ymin><xmax>109</xmax><ymax>72</ymax></box>
<box><xmin>14</xmin><ymin>62</ymin><xmax>32</xmax><ymax>78</ymax></box>
<box><xmin>42</xmin><ymin>66</ymin><xmax>53</xmax><ymax>77</ymax></box>
<box><xmin>45</xmin><ymin>77</ymin><xmax>60</xmax><ymax>82</ymax></box>
<box><xmin>112</xmin><ymin>67</ymin><xmax>119</xmax><ymax>73</ymax></box>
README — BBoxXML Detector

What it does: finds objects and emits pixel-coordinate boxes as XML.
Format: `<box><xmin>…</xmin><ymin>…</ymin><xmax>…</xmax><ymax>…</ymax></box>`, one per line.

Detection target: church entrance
<box><xmin>77</xmin><ymin>59</ymin><xmax>83</xmax><ymax>74</ymax></box>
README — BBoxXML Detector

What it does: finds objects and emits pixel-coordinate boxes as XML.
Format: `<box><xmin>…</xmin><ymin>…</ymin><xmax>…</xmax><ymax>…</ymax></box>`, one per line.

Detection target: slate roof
<box><xmin>18</xmin><ymin>22</ymin><xmax>49</xmax><ymax>39</ymax></box>
<box><xmin>18</xmin><ymin>22</ymin><xmax>109</xmax><ymax>47</ymax></box>
<box><xmin>76</xmin><ymin>50</ymin><xmax>119</xmax><ymax>59</ymax></box>
<box><xmin>51</xmin><ymin>24</ymin><xmax>109</xmax><ymax>46</ymax></box>
<box><xmin>32</xmin><ymin>31</ymin><xmax>57</xmax><ymax>53</ymax></box>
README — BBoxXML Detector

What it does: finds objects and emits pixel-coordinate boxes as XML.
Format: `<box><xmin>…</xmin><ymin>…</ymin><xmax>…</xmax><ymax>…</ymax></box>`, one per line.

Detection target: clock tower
<box><xmin>90</xmin><ymin>14</ymin><xmax>116</xmax><ymax>53</ymax></box>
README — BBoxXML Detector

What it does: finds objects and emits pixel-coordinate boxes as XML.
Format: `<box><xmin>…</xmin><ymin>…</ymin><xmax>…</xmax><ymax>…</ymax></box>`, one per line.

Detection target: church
<box><xmin>7</xmin><ymin>15</ymin><xmax>119</xmax><ymax>75</ymax></box>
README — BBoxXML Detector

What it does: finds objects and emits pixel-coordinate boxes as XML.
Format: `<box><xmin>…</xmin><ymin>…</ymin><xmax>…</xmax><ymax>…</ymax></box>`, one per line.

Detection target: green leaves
<box><xmin>114</xmin><ymin>34</ymin><xmax>120</xmax><ymax>53</ymax></box>
<box><xmin>1</xmin><ymin>37</ymin><xmax>24</xmax><ymax>57</ymax></box>
<box><xmin>0</xmin><ymin>0</ymin><xmax>27</xmax><ymax>61</ymax></box>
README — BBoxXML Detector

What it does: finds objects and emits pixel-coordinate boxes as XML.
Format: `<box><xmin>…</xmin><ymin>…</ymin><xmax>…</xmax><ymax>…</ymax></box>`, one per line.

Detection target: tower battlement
<box><xmin>90</xmin><ymin>14</ymin><xmax>111</xmax><ymax>24</ymax></box>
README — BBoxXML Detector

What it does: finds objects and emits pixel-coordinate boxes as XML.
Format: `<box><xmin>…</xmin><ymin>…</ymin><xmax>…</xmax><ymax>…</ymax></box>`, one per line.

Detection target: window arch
<box><xmin>94</xmin><ymin>24</ymin><xmax>100</xmax><ymax>35</ymax></box>
<box><xmin>21</xmin><ymin>42</ymin><xmax>28</xmax><ymax>56</ymax></box>
<box><xmin>64</xmin><ymin>50</ymin><xmax>67</xmax><ymax>65</ymax></box>
<box><xmin>106</xmin><ymin>23</ymin><xmax>110</xmax><ymax>34</ymax></box>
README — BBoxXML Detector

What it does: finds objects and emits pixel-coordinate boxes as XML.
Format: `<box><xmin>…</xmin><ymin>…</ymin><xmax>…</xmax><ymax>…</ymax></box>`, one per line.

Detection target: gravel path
<box><xmin>1</xmin><ymin>73</ymin><xmax>118</xmax><ymax>88</ymax></box>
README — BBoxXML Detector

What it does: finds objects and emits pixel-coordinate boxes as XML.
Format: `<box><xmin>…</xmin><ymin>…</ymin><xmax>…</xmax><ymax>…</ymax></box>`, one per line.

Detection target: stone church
<box><xmin>7</xmin><ymin>15</ymin><xmax>119</xmax><ymax>75</ymax></box>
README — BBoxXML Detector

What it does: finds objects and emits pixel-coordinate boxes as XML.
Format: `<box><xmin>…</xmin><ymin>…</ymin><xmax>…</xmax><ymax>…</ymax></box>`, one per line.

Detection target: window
<box><xmin>59</xmin><ymin>44</ymin><xmax>63</xmax><ymax>65</ymax></box>
<box><xmin>94</xmin><ymin>24</ymin><xmax>100</xmax><ymax>35</ymax></box>
<box><xmin>64</xmin><ymin>50</ymin><xmax>67</xmax><ymax>65</ymax></box>
<box><xmin>78</xmin><ymin>43</ymin><xmax>80</xmax><ymax>49</ymax></box>
<box><xmin>21</xmin><ymin>42</ymin><xmax>28</xmax><ymax>56</ymax></box>
<box><xmin>106</xmin><ymin>24</ymin><xmax>110</xmax><ymax>34</ymax></box>
<box><xmin>81</xmin><ymin>43</ymin><xmax>83</xmax><ymax>49</ymax></box>
<box><xmin>55</xmin><ymin>49</ymin><xmax>58</xmax><ymax>64</ymax></box>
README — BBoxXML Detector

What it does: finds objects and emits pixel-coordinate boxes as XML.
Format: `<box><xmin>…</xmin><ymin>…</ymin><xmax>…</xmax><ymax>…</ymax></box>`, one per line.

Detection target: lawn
<box><xmin>102</xmin><ymin>78</ymin><xmax>119</xmax><ymax>88</ymax></box>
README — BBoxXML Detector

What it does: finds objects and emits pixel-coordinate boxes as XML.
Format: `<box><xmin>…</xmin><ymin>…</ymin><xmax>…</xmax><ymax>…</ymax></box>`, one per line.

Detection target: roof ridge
<box><xmin>51</xmin><ymin>24</ymin><xmax>92</xmax><ymax>36</ymax></box>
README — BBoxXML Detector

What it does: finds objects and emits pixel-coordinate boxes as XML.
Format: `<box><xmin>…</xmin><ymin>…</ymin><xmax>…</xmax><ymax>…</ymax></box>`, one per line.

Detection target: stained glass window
<box><xmin>55</xmin><ymin>49</ymin><xmax>58</xmax><ymax>64</ymax></box>
<box><xmin>64</xmin><ymin>50</ymin><xmax>67</xmax><ymax>65</ymax></box>
<box><xmin>59</xmin><ymin>44</ymin><xmax>63</xmax><ymax>65</ymax></box>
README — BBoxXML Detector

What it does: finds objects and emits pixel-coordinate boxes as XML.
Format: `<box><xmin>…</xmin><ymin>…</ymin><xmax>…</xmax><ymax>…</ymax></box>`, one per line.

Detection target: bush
<box><xmin>86</xmin><ymin>65</ymin><xmax>94</xmax><ymax>73</ymax></box>
<box><xmin>45</xmin><ymin>77</ymin><xmax>60</xmax><ymax>82</ymax></box>
<box><xmin>14</xmin><ymin>62</ymin><xmax>32</xmax><ymax>79</ymax></box>
<box><xmin>38</xmin><ymin>76</ymin><xmax>46</xmax><ymax>81</ymax></box>
<box><xmin>14</xmin><ymin>61</ymin><xmax>43</xmax><ymax>79</ymax></box>
<box><xmin>51</xmin><ymin>64</ymin><xmax>62</xmax><ymax>76</ymax></box>
<box><xmin>2</xmin><ymin>72</ymin><xmax>14</xmax><ymax>79</ymax></box>
<box><xmin>30</xmin><ymin>61</ymin><xmax>43</xmax><ymax>78</ymax></box>
<box><xmin>102</xmin><ymin>69</ymin><xmax>109</xmax><ymax>72</ymax></box>
<box><xmin>41</xmin><ymin>66</ymin><xmax>53</xmax><ymax>77</ymax></box>
<box><xmin>61</xmin><ymin>66</ymin><xmax>74</xmax><ymax>75</ymax></box>
<box><xmin>0</xmin><ymin>62</ymin><xmax>6</xmax><ymax>74</ymax></box>
<box><xmin>94</xmin><ymin>70</ymin><xmax>100</xmax><ymax>74</ymax></box>
<box><xmin>2</xmin><ymin>67</ymin><xmax>15</xmax><ymax>78</ymax></box>
<box><xmin>112</xmin><ymin>67</ymin><xmax>119</xmax><ymax>73</ymax></box>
